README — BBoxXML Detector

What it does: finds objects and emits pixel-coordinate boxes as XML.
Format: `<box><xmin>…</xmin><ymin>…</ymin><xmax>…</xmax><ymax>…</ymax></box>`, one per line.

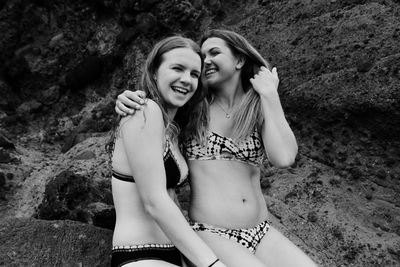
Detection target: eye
<box><xmin>209</xmin><ymin>50</ymin><xmax>219</xmax><ymax>56</ymax></box>
<box><xmin>191</xmin><ymin>72</ymin><xmax>200</xmax><ymax>79</ymax></box>
<box><xmin>172</xmin><ymin>66</ymin><xmax>183</xmax><ymax>71</ymax></box>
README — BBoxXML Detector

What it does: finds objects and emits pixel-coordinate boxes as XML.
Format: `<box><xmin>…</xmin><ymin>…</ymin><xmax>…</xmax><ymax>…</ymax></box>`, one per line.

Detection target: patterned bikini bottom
<box><xmin>190</xmin><ymin>220</ymin><xmax>271</xmax><ymax>253</ymax></box>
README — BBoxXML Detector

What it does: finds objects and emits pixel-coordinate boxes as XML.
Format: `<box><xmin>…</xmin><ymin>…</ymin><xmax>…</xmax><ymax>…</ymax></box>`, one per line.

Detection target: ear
<box><xmin>235</xmin><ymin>55</ymin><xmax>246</xmax><ymax>70</ymax></box>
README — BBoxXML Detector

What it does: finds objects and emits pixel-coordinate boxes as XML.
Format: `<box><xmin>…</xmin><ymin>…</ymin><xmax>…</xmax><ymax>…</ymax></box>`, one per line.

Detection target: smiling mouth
<box><xmin>204</xmin><ymin>68</ymin><xmax>217</xmax><ymax>77</ymax></box>
<box><xmin>171</xmin><ymin>86</ymin><xmax>190</xmax><ymax>95</ymax></box>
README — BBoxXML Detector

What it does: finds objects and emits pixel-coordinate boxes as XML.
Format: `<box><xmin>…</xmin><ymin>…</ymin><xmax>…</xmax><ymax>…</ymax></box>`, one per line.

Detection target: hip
<box><xmin>113</xmin><ymin>219</ymin><xmax>171</xmax><ymax>246</ymax></box>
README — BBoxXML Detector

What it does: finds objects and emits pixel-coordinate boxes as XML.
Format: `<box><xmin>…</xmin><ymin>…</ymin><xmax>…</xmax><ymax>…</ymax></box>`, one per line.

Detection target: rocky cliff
<box><xmin>0</xmin><ymin>0</ymin><xmax>399</xmax><ymax>266</ymax></box>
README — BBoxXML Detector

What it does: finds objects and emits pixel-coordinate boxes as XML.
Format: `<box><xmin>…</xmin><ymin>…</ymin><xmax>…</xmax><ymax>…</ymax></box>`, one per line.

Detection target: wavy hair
<box><xmin>200</xmin><ymin>29</ymin><xmax>271</xmax><ymax>141</ymax></box>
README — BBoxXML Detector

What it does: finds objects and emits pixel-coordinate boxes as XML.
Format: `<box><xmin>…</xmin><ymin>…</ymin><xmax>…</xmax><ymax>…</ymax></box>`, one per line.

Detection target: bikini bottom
<box><xmin>191</xmin><ymin>220</ymin><xmax>270</xmax><ymax>253</ymax></box>
<box><xmin>111</xmin><ymin>244</ymin><xmax>181</xmax><ymax>267</ymax></box>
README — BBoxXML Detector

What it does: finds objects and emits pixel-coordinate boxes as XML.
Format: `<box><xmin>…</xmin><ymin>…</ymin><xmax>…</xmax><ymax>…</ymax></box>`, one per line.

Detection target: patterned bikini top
<box><xmin>184</xmin><ymin>130</ymin><xmax>266</xmax><ymax>167</ymax></box>
<box><xmin>113</xmin><ymin>138</ymin><xmax>188</xmax><ymax>188</ymax></box>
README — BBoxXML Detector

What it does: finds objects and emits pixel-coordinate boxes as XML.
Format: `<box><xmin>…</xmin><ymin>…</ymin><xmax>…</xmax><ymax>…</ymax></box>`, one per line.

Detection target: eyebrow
<box><xmin>203</xmin><ymin>47</ymin><xmax>220</xmax><ymax>53</ymax></box>
<box><xmin>171</xmin><ymin>63</ymin><xmax>201</xmax><ymax>73</ymax></box>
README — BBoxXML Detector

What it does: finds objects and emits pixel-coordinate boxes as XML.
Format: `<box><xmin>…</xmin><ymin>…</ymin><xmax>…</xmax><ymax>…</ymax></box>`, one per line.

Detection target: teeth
<box><xmin>205</xmin><ymin>69</ymin><xmax>217</xmax><ymax>76</ymax></box>
<box><xmin>172</xmin><ymin>86</ymin><xmax>189</xmax><ymax>94</ymax></box>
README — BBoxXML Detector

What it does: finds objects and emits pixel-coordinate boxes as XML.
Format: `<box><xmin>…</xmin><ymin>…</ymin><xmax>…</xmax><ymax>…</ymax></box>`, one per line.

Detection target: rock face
<box><xmin>0</xmin><ymin>218</ymin><xmax>112</xmax><ymax>266</ymax></box>
<box><xmin>0</xmin><ymin>0</ymin><xmax>399</xmax><ymax>266</ymax></box>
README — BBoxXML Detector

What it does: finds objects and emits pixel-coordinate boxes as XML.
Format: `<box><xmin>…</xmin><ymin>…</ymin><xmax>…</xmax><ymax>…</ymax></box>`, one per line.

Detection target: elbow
<box><xmin>272</xmin><ymin>157</ymin><xmax>296</xmax><ymax>168</ymax></box>
<box><xmin>141</xmin><ymin>191</ymin><xmax>172</xmax><ymax>219</ymax></box>
<box><xmin>142</xmin><ymin>197</ymin><xmax>164</xmax><ymax>218</ymax></box>
<box><xmin>270</xmin><ymin>149</ymin><xmax>298</xmax><ymax>169</ymax></box>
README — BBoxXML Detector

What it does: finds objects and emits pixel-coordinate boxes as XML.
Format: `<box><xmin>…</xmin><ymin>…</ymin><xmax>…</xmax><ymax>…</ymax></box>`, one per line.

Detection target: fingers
<box><xmin>249</xmin><ymin>65</ymin><xmax>280</xmax><ymax>87</ymax></box>
<box><xmin>131</xmin><ymin>94</ymin><xmax>145</xmax><ymax>105</ymax></box>
<box><xmin>115</xmin><ymin>103</ymin><xmax>127</xmax><ymax>116</ymax></box>
<box><xmin>116</xmin><ymin>90</ymin><xmax>147</xmax><ymax>114</ymax></box>
<box><xmin>260</xmin><ymin>66</ymin><xmax>277</xmax><ymax>73</ymax></box>
<box><xmin>260</xmin><ymin>66</ymin><xmax>279</xmax><ymax>80</ymax></box>
<box><xmin>136</xmin><ymin>90</ymin><xmax>147</xmax><ymax>100</ymax></box>
<box><xmin>115</xmin><ymin>99</ymin><xmax>135</xmax><ymax>116</ymax></box>
<box><xmin>271</xmin><ymin>67</ymin><xmax>278</xmax><ymax>78</ymax></box>
<box><xmin>124</xmin><ymin>90</ymin><xmax>146</xmax><ymax>104</ymax></box>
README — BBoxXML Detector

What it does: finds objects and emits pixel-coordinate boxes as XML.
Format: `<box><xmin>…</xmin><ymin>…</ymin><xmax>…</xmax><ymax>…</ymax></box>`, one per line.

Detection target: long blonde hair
<box><xmin>199</xmin><ymin>29</ymin><xmax>271</xmax><ymax>141</ymax></box>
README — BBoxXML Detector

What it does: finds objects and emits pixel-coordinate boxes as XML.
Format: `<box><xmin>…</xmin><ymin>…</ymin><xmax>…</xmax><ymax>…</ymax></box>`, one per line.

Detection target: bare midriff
<box><xmin>111</xmin><ymin>178</ymin><xmax>175</xmax><ymax>246</ymax></box>
<box><xmin>188</xmin><ymin>159</ymin><xmax>269</xmax><ymax>229</ymax></box>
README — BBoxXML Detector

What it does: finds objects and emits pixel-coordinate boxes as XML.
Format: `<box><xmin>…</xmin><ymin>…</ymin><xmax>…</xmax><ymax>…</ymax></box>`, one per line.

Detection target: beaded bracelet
<box><xmin>209</xmin><ymin>258</ymin><xmax>220</xmax><ymax>267</ymax></box>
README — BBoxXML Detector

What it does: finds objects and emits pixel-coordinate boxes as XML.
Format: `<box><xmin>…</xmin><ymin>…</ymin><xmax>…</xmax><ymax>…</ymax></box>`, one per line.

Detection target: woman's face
<box><xmin>155</xmin><ymin>47</ymin><xmax>201</xmax><ymax>113</ymax></box>
<box><xmin>201</xmin><ymin>37</ymin><xmax>241</xmax><ymax>88</ymax></box>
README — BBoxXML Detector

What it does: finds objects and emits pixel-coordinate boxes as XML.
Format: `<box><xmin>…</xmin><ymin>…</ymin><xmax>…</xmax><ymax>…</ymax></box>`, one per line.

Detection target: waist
<box><xmin>188</xmin><ymin>165</ymin><xmax>267</xmax><ymax>228</ymax></box>
<box><xmin>113</xmin><ymin>219</ymin><xmax>171</xmax><ymax>246</ymax></box>
<box><xmin>112</xmin><ymin>178</ymin><xmax>176</xmax><ymax>246</ymax></box>
<box><xmin>189</xmin><ymin>199</ymin><xmax>268</xmax><ymax>229</ymax></box>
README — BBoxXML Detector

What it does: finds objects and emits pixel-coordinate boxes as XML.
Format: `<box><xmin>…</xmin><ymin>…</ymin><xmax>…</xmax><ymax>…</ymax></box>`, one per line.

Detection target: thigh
<box><xmin>255</xmin><ymin>226</ymin><xmax>318</xmax><ymax>267</ymax></box>
<box><xmin>122</xmin><ymin>260</ymin><xmax>181</xmax><ymax>267</ymax></box>
<box><xmin>196</xmin><ymin>231</ymin><xmax>267</xmax><ymax>267</ymax></box>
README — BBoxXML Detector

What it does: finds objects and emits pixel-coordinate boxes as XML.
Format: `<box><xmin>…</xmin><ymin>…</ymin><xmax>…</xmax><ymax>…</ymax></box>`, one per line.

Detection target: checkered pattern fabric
<box><xmin>184</xmin><ymin>130</ymin><xmax>266</xmax><ymax>167</ymax></box>
<box><xmin>191</xmin><ymin>220</ymin><xmax>270</xmax><ymax>253</ymax></box>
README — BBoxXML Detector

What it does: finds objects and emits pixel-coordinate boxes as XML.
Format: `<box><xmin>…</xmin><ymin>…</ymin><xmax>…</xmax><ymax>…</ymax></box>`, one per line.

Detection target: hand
<box><xmin>250</xmin><ymin>66</ymin><xmax>279</xmax><ymax>97</ymax></box>
<box><xmin>115</xmin><ymin>90</ymin><xmax>147</xmax><ymax>116</ymax></box>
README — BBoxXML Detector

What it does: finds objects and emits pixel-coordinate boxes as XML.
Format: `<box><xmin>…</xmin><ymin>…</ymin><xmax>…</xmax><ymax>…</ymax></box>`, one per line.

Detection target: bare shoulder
<box><xmin>120</xmin><ymin>99</ymin><xmax>164</xmax><ymax>131</ymax></box>
<box><xmin>143</xmin><ymin>99</ymin><xmax>163</xmax><ymax>116</ymax></box>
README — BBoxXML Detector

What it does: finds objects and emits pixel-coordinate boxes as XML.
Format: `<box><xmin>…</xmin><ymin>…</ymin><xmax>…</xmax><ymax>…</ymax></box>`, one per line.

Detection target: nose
<box><xmin>203</xmin><ymin>55</ymin><xmax>211</xmax><ymax>65</ymax></box>
<box><xmin>180</xmin><ymin>71</ymin><xmax>191</xmax><ymax>84</ymax></box>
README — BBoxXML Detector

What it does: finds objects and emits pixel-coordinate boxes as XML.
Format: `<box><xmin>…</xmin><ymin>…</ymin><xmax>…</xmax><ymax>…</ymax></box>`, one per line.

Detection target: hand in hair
<box><xmin>250</xmin><ymin>66</ymin><xmax>279</xmax><ymax>97</ymax></box>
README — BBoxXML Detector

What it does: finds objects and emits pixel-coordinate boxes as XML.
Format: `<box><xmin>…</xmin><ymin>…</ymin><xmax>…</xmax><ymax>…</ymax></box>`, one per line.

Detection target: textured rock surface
<box><xmin>0</xmin><ymin>218</ymin><xmax>112</xmax><ymax>266</ymax></box>
<box><xmin>0</xmin><ymin>0</ymin><xmax>399</xmax><ymax>266</ymax></box>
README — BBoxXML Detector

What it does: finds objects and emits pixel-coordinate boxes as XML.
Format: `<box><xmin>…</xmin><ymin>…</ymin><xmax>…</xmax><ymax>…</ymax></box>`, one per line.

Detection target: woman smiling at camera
<box><xmin>108</xmin><ymin>36</ymin><xmax>226</xmax><ymax>267</ymax></box>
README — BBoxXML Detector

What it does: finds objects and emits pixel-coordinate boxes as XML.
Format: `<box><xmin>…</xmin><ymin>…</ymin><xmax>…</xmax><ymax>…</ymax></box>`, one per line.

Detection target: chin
<box><xmin>170</xmin><ymin>101</ymin><xmax>188</xmax><ymax>109</ymax></box>
<box><xmin>204</xmin><ymin>78</ymin><xmax>219</xmax><ymax>87</ymax></box>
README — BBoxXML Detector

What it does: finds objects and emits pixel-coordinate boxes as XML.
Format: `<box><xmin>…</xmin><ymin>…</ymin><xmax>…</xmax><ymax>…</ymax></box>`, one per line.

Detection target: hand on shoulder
<box><xmin>115</xmin><ymin>90</ymin><xmax>147</xmax><ymax>116</ymax></box>
<box><xmin>119</xmin><ymin>98</ymin><xmax>163</xmax><ymax>133</ymax></box>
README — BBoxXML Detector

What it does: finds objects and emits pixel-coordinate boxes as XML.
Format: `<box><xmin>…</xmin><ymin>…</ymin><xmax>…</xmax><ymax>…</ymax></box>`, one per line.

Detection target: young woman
<box><xmin>115</xmin><ymin>30</ymin><xmax>318</xmax><ymax>267</ymax></box>
<box><xmin>109</xmin><ymin>36</ymin><xmax>226</xmax><ymax>267</ymax></box>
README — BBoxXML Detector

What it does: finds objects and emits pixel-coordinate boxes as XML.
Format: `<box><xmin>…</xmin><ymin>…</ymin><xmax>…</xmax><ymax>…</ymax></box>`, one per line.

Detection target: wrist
<box><xmin>259</xmin><ymin>90</ymin><xmax>280</xmax><ymax>100</ymax></box>
<box><xmin>208</xmin><ymin>258</ymin><xmax>220</xmax><ymax>267</ymax></box>
<box><xmin>259</xmin><ymin>91</ymin><xmax>282</xmax><ymax>110</ymax></box>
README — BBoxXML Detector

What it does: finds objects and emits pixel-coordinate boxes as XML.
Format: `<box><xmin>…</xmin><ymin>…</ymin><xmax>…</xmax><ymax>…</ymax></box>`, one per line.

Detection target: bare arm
<box><xmin>120</xmin><ymin>99</ymin><xmax>225</xmax><ymax>267</ymax></box>
<box><xmin>250</xmin><ymin>67</ymin><xmax>298</xmax><ymax>168</ymax></box>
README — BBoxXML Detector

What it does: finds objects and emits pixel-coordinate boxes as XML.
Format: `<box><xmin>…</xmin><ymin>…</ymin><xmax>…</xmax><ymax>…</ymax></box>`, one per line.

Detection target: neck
<box><xmin>166</xmin><ymin>108</ymin><xmax>177</xmax><ymax>120</ymax></box>
<box><xmin>213</xmin><ymin>74</ymin><xmax>244</xmax><ymax>108</ymax></box>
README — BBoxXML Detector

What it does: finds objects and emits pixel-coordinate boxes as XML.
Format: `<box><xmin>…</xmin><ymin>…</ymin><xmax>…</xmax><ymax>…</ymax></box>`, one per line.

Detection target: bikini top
<box><xmin>112</xmin><ymin>138</ymin><xmax>188</xmax><ymax>188</ymax></box>
<box><xmin>184</xmin><ymin>130</ymin><xmax>266</xmax><ymax>167</ymax></box>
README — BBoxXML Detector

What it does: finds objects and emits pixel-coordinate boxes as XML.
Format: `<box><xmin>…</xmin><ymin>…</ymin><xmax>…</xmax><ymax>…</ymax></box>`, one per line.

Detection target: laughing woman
<box><xmin>108</xmin><ymin>36</ymin><xmax>226</xmax><ymax>267</ymax></box>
